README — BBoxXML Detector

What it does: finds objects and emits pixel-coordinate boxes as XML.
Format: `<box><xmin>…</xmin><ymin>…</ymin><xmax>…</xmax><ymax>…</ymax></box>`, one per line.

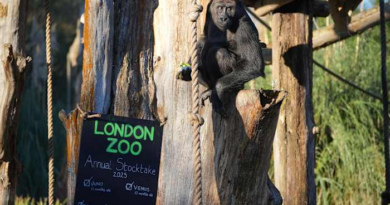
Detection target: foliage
<box><xmin>15</xmin><ymin>198</ymin><xmax>65</xmax><ymax>205</ymax></box>
<box><xmin>248</xmin><ymin>7</ymin><xmax>389</xmax><ymax>205</ymax></box>
<box><xmin>313</xmin><ymin>22</ymin><xmax>389</xmax><ymax>204</ymax></box>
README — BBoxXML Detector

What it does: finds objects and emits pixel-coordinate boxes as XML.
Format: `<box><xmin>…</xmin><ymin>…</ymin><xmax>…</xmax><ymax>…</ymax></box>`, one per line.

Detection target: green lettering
<box><xmin>130</xmin><ymin>141</ymin><xmax>142</xmax><ymax>156</ymax></box>
<box><xmin>144</xmin><ymin>126</ymin><xmax>154</xmax><ymax>141</ymax></box>
<box><xmin>106</xmin><ymin>138</ymin><xmax>118</xmax><ymax>153</ymax></box>
<box><xmin>115</xmin><ymin>123</ymin><xmax>124</xmax><ymax>137</ymax></box>
<box><xmin>118</xmin><ymin>140</ymin><xmax>130</xmax><ymax>154</ymax></box>
<box><xmin>134</xmin><ymin>125</ymin><xmax>144</xmax><ymax>140</ymax></box>
<box><xmin>94</xmin><ymin>121</ymin><xmax>104</xmax><ymax>135</ymax></box>
<box><xmin>124</xmin><ymin>125</ymin><xmax>133</xmax><ymax>138</ymax></box>
<box><xmin>104</xmin><ymin>123</ymin><xmax>115</xmax><ymax>136</ymax></box>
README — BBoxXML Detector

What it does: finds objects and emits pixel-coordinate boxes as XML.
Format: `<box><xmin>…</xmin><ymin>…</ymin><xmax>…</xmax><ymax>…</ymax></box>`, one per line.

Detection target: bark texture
<box><xmin>0</xmin><ymin>0</ymin><xmax>30</xmax><ymax>205</ymax></box>
<box><xmin>199</xmin><ymin>90</ymin><xmax>286</xmax><ymax>205</ymax></box>
<box><xmin>60</xmin><ymin>0</ymin><xmax>114</xmax><ymax>203</ymax></box>
<box><xmin>0</xmin><ymin>0</ymin><xmax>28</xmax><ymax>204</ymax></box>
<box><xmin>272</xmin><ymin>0</ymin><xmax>316</xmax><ymax>205</ymax></box>
<box><xmin>62</xmin><ymin>0</ymin><xmax>285</xmax><ymax>204</ymax></box>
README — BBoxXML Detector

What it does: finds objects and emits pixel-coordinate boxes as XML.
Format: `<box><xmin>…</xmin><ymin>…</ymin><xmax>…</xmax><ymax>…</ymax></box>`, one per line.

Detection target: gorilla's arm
<box><xmin>176</xmin><ymin>36</ymin><xmax>207</xmax><ymax>82</ymax></box>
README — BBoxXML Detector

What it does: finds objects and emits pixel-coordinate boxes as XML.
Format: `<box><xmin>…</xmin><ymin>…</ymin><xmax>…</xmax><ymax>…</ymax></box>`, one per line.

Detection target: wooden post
<box><xmin>59</xmin><ymin>0</ymin><xmax>114</xmax><ymax>203</ymax></box>
<box><xmin>0</xmin><ymin>0</ymin><xmax>29</xmax><ymax>204</ymax></box>
<box><xmin>272</xmin><ymin>0</ymin><xmax>316</xmax><ymax>205</ymax></box>
<box><xmin>60</xmin><ymin>0</ymin><xmax>286</xmax><ymax>204</ymax></box>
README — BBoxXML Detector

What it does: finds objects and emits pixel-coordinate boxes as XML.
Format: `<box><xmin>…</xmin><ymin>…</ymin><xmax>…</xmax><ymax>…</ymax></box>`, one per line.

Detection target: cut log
<box><xmin>0</xmin><ymin>0</ymin><xmax>29</xmax><ymax>204</ymax></box>
<box><xmin>313</xmin><ymin>2</ymin><xmax>390</xmax><ymax>50</ymax></box>
<box><xmin>200</xmin><ymin>90</ymin><xmax>286</xmax><ymax>205</ymax></box>
<box><xmin>272</xmin><ymin>0</ymin><xmax>316</xmax><ymax>205</ymax></box>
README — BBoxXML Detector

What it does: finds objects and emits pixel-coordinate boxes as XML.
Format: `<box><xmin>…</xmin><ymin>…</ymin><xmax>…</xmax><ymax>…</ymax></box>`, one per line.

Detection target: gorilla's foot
<box><xmin>211</xmin><ymin>89</ymin><xmax>228</xmax><ymax>118</ymax></box>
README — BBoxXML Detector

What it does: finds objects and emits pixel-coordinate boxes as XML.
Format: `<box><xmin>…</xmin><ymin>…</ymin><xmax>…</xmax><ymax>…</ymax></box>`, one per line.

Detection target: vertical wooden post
<box><xmin>0</xmin><ymin>0</ymin><xmax>29</xmax><ymax>204</ymax></box>
<box><xmin>59</xmin><ymin>0</ymin><xmax>114</xmax><ymax>204</ymax></box>
<box><xmin>272</xmin><ymin>0</ymin><xmax>316</xmax><ymax>205</ymax></box>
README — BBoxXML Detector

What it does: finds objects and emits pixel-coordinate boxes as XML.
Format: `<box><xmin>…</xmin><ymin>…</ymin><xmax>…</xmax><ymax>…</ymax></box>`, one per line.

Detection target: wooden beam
<box><xmin>313</xmin><ymin>2</ymin><xmax>390</xmax><ymax>50</ymax></box>
<box><xmin>272</xmin><ymin>0</ymin><xmax>316</xmax><ymax>204</ymax></box>
<box><xmin>246</xmin><ymin>0</ymin><xmax>328</xmax><ymax>17</ymax></box>
<box><xmin>253</xmin><ymin>0</ymin><xmax>294</xmax><ymax>16</ymax></box>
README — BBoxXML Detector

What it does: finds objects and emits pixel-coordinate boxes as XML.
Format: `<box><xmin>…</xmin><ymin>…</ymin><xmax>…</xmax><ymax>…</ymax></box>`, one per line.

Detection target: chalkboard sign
<box><xmin>74</xmin><ymin>114</ymin><xmax>163</xmax><ymax>205</ymax></box>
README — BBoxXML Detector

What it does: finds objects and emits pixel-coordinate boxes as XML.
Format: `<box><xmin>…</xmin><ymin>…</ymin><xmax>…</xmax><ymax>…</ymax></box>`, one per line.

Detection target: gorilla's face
<box><xmin>210</xmin><ymin>0</ymin><xmax>237</xmax><ymax>31</ymax></box>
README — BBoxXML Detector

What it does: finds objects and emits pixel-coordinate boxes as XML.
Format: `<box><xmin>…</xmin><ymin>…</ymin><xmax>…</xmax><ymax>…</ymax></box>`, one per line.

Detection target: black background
<box><xmin>74</xmin><ymin>115</ymin><xmax>163</xmax><ymax>205</ymax></box>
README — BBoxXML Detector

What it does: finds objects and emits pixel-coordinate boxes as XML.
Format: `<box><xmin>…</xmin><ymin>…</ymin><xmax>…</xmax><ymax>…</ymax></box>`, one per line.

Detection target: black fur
<box><xmin>178</xmin><ymin>0</ymin><xmax>265</xmax><ymax>117</ymax></box>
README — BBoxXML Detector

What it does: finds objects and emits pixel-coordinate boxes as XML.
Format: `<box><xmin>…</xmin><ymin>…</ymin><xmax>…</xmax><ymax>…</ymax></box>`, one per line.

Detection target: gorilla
<box><xmin>178</xmin><ymin>0</ymin><xmax>265</xmax><ymax>117</ymax></box>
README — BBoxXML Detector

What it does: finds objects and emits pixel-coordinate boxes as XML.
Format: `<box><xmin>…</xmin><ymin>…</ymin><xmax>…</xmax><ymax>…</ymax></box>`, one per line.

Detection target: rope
<box><xmin>44</xmin><ymin>0</ymin><xmax>55</xmax><ymax>204</ymax></box>
<box><xmin>379</xmin><ymin>0</ymin><xmax>390</xmax><ymax>203</ymax></box>
<box><xmin>313</xmin><ymin>60</ymin><xmax>385</xmax><ymax>102</ymax></box>
<box><xmin>188</xmin><ymin>2</ymin><xmax>203</xmax><ymax>205</ymax></box>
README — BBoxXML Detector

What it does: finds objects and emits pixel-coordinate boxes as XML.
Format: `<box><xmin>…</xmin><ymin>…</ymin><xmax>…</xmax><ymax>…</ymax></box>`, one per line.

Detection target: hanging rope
<box><xmin>379</xmin><ymin>0</ymin><xmax>390</xmax><ymax>203</ymax></box>
<box><xmin>188</xmin><ymin>2</ymin><xmax>204</xmax><ymax>205</ymax></box>
<box><xmin>44</xmin><ymin>0</ymin><xmax>55</xmax><ymax>204</ymax></box>
<box><xmin>313</xmin><ymin>60</ymin><xmax>385</xmax><ymax>102</ymax></box>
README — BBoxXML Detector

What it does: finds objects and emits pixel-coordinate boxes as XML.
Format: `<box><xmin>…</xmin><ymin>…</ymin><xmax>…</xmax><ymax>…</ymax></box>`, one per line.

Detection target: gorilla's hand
<box><xmin>176</xmin><ymin>63</ymin><xmax>192</xmax><ymax>81</ymax></box>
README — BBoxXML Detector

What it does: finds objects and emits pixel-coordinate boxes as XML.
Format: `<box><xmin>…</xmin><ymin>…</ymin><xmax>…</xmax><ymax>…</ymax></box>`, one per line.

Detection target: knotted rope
<box><xmin>44</xmin><ymin>0</ymin><xmax>54</xmax><ymax>204</ymax></box>
<box><xmin>188</xmin><ymin>2</ymin><xmax>204</xmax><ymax>205</ymax></box>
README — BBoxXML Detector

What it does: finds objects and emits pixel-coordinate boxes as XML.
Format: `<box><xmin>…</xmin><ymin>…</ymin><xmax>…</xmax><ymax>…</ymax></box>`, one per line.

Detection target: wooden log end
<box><xmin>234</xmin><ymin>90</ymin><xmax>287</xmax><ymax>139</ymax></box>
<box><xmin>211</xmin><ymin>90</ymin><xmax>286</xmax><ymax>204</ymax></box>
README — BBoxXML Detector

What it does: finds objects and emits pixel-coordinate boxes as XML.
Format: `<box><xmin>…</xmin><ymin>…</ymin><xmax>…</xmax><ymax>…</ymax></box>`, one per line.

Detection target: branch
<box><xmin>313</xmin><ymin>2</ymin><xmax>390</xmax><ymax>50</ymax></box>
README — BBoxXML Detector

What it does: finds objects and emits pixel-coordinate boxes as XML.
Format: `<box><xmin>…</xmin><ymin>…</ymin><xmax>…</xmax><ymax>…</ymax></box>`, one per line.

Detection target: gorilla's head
<box><xmin>210</xmin><ymin>0</ymin><xmax>242</xmax><ymax>31</ymax></box>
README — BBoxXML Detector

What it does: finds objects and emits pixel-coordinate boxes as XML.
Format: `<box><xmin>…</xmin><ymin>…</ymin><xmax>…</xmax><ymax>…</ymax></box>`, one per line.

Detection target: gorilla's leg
<box><xmin>206</xmin><ymin>47</ymin><xmax>237</xmax><ymax>117</ymax></box>
<box><xmin>213</xmin><ymin>68</ymin><xmax>261</xmax><ymax>114</ymax></box>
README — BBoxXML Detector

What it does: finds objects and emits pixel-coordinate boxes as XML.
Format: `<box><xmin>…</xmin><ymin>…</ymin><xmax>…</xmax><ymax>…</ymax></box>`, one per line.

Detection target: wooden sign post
<box><xmin>74</xmin><ymin>115</ymin><xmax>163</xmax><ymax>205</ymax></box>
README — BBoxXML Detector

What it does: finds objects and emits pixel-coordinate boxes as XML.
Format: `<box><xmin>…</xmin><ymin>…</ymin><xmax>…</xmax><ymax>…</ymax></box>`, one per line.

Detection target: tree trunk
<box><xmin>272</xmin><ymin>0</ymin><xmax>316</xmax><ymax>205</ymax></box>
<box><xmin>0</xmin><ymin>0</ymin><xmax>29</xmax><ymax>204</ymax></box>
<box><xmin>60</xmin><ymin>0</ymin><xmax>286</xmax><ymax>204</ymax></box>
